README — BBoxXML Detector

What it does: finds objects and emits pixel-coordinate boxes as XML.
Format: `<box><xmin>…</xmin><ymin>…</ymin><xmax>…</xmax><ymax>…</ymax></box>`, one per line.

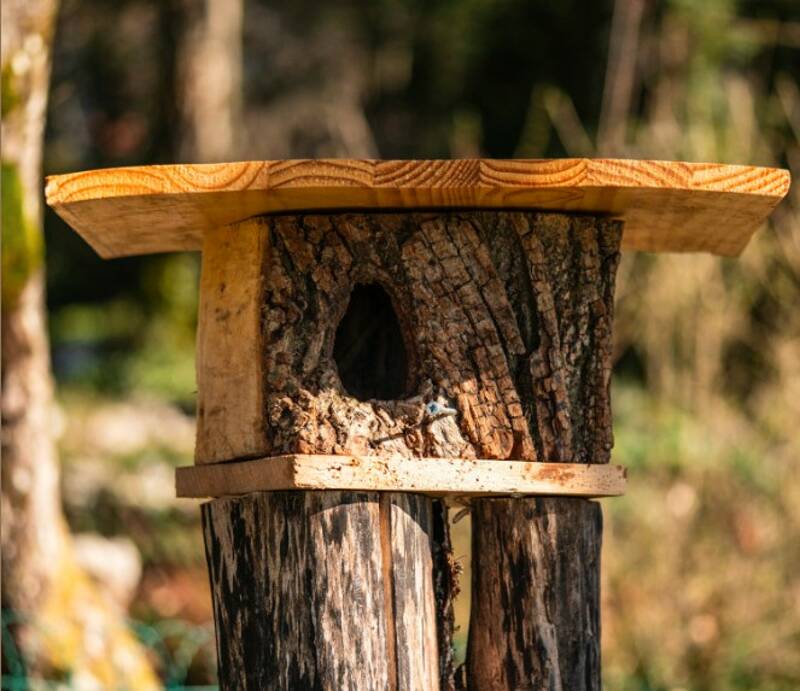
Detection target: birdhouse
<box><xmin>47</xmin><ymin>159</ymin><xmax>789</xmax><ymax>690</ymax></box>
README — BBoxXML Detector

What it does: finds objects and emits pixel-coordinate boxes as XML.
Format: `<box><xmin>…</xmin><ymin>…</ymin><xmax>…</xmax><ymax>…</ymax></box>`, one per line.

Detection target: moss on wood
<box><xmin>1</xmin><ymin>162</ymin><xmax>43</xmax><ymax>309</ymax></box>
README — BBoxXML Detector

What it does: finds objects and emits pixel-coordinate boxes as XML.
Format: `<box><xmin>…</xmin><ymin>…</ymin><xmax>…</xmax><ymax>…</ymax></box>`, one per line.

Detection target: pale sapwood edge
<box><xmin>175</xmin><ymin>454</ymin><xmax>627</xmax><ymax>499</ymax></box>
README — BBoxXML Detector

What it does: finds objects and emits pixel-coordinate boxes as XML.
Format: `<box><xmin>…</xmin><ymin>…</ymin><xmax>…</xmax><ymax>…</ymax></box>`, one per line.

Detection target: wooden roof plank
<box><xmin>45</xmin><ymin>159</ymin><xmax>790</xmax><ymax>258</ymax></box>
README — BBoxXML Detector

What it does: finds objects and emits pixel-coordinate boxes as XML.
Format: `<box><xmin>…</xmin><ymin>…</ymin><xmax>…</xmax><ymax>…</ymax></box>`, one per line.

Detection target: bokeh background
<box><xmin>3</xmin><ymin>0</ymin><xmax>799</xmax><ymax>688</ymax></box>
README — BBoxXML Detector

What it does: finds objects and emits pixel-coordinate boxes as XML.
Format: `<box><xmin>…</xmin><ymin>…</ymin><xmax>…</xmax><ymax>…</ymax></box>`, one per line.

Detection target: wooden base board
<box><xmin>175</xmin><ymin>454</ymin><xmax>626</xmax><ymax>499</ymax></box>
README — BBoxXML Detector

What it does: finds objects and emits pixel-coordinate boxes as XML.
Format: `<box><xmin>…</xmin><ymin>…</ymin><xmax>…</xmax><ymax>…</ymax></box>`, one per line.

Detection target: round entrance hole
<box><xmin>333</xmin><ymin>283</ymin><xmax>409</xmax><ymax>401</ymax></box>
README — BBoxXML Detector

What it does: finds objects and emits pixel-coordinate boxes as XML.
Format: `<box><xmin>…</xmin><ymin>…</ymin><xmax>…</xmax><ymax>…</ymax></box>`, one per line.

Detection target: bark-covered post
<box><xmin>464</xmin><ymin>213</ymin><xmax>619</xmax><ymax>690</ymax></box>
<box><xmin>189</xmin><ymin>209</ymin><xmax>625</xmax><ymax>690</ymax></box>
<box><xmin>46</xmin><ymin>159</ymin><xmax>789</xmax><ymax>691</ymax></box>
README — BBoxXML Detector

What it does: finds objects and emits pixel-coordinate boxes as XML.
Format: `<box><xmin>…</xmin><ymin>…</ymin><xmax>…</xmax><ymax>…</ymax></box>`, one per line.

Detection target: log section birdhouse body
<box><xmin>47</xmin><ymin>159</ymin><xmax>789</xmax><ymax>691</ymax></box>
<box><xmin>195</xmin><ymin>211</ymin><xmax>620</xmax><ymax>467</ymax></box>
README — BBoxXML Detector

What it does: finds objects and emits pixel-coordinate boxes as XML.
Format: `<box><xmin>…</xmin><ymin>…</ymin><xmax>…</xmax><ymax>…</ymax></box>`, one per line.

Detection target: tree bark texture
<box><xmin>468</xmin><ymin>499</ymin><xmax>603</xmax><ymax>691</ymax></box>
<box><xmin>201</xmin><ymin>210</ymin><xmax>621</xmax><ymax>690</ymax></box>
<box><xmin>256</xmin><ymin>211</ymin><xmax>617</xmax><ymax>464</ymax></box>
<box><xmin>465</xmin><ymin>213</ymin><xmax>620</xmax><ymax>691</ymax></box>
<box><xmin>1</xmin><ymin>1</ymin><xmax>157</xmax><ymax>684</ymax></box>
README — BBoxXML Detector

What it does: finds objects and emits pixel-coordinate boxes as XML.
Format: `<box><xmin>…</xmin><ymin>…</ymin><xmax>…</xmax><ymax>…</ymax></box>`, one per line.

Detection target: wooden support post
<box><xmin>203</xmin><ymin>491</ymin><xmax>448</xmax><ymax>690</ymax></box>
<box><xmin>464</xmin><ymin>212</ymin><xmax>620</xmax><ymax>690</ymax></box>
<box><xmin>195</xmin><ymin>209</ymin><xmax>620</xmax><ymax>689</ymax></box>
<box><xmin>195</xmin><ymin>213</ymin><xmax>477</xmax><ymax>690</ymax></box>
<box><xmin>468</xmin><ymin>499</ymin><xmax>602</xmax><ymax>690</ymax></box>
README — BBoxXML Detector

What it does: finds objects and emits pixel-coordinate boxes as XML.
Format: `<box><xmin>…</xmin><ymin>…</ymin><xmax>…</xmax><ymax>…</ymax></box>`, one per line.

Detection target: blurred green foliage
<box><xmin>2</xmin><ymin>610</ymin><xmax>217</xmax><ymax>689</ymax></box>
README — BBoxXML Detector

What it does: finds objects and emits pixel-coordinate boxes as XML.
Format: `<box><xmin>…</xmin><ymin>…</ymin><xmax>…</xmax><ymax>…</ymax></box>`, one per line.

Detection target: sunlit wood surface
<box><xmin>176</xmin><ymin>454</ymin><xmax>628</xmax><ymax>498</ymax></box>
<box><xmin>46</xmin><ymin>158</ymin><xmax>790</xmax><ymax>258</ymax></box>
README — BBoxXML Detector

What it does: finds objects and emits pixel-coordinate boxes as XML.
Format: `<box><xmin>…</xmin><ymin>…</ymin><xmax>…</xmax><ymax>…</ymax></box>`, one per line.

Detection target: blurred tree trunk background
<box><xmin>177</xmin><ymin>0</ymin><xmax>243</xmax><ymax>161</ymax></box>
<box><xmin>1</xmin><ymin>0</ymin><xmax>158</xmax><ymax>685</ymax></box>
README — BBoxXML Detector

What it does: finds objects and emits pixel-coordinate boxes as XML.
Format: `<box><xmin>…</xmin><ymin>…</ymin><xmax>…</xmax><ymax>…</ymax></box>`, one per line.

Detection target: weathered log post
<box><xmin>47</xmin><ymin>159</ymin><xmax>789</xmax><ymax>690</ymax></box>
<box><xmin>465</xmin><ymin>213</ymin><xmax>618</xmax><ymax>691</ymax></box>
<box><xmin>192</xmin><ymin>214</ymin><xmax>456</xmax><ymax>689</ymax></box>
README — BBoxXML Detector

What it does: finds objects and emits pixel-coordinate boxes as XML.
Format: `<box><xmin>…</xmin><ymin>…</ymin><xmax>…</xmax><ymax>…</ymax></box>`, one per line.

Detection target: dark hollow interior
<box><xmin>333</xmin><ymin>283</ymin><xmax>409</xmax><ymax>401</ymax></box>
